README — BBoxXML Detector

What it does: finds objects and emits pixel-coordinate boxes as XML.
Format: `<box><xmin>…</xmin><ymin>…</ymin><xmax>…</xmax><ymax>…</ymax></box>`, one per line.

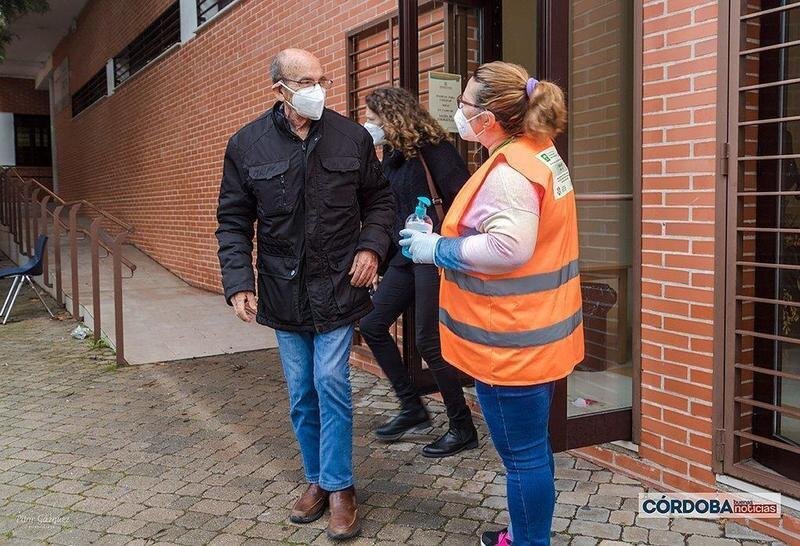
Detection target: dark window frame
<box><xmin>71</xmin><ymin>67</ymin><xmax>107</xmax><ymax>117</ymax></box>
<box><xmin>13</xmin><ymin>114</ymin><xmax>52</xmax><ymax>167</ymax></box>
<box><xmin>196</xmin><ymin>0</ymin><xmax>236</xmax><ymax>26</ymax></box>
<box><xmin>719</xmin><ymin>0</ymin><xmax>800</xmax><ymax>499</ymax></box>
<box><xmin>113</xmin><ymin>2</ymin><xmax>180</xmax><ymax>87</ymax></box>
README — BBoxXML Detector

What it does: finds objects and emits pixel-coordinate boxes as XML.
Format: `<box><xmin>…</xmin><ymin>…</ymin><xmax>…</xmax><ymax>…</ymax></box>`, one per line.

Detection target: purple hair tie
<box><xmin>526</xmin><ymin>78</ymin><xmax>539</xmax><ymax>97</ymax></box>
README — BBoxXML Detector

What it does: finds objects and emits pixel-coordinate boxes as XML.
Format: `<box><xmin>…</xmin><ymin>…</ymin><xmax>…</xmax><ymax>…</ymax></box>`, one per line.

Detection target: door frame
<box><xmin>396</xmin><ymin>0</ymin><xmax>643</xmax><ymax>451</ymax></box>
<box><xmin>537</xmin><ymin>0</ymin><xmax>643</xmax><ymax>451</ymax></box>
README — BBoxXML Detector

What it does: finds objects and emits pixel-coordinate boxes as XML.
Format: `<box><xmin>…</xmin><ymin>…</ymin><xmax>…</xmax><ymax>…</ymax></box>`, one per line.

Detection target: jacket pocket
<box><xmin>257</xmin><ymin>255</ymin><xmax>300</xmax><ymax>324</ymax></box>
<box><xmin>327</xmin><ymin>246</ymin><xmax>367</xmax><ymax>315</ymax></box>
<box><xmin>258</xmin><ymin>254</ymin><xmax>300</xmax><ymax>280</ymax></box>
<box><xmin>249</xmin><ymin>160</ymin><xmax>294</xmax><ymax>217</ymax></box>
<box><xmin>320</xmin><ymin>156</ymin><xmax>360</xmax><ymax>209</ymax></box>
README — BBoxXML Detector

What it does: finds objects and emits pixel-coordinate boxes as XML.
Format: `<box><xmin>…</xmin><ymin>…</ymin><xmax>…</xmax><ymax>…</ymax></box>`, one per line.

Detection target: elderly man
<box><xmin>215</xmin><ymin>48</ymin><xmax>394</xmax><ymax>540</ymax></box>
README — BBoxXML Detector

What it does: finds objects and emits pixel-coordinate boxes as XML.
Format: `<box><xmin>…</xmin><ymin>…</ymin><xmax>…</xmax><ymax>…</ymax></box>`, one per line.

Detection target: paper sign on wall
<box><xmin>428</xmin><ymin>71</ymin><xmax>462</xmax><ymax>133</ymax></box>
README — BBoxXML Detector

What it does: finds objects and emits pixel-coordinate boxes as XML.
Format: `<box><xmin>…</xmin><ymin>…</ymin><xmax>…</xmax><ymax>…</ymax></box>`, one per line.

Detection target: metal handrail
<box><xmin>0</xmin><ymin>166</ymin><xmax>133</xmax><ymax>366</ymax></box>
<box><xmin>10</xmin><ymin>168</ymin><xmax>135</xmax><ymax>234</ymax></box>
<box><xmin>4</xmin><ymin>171</ymin><xmax>136</xmax><ymax>274</ymax></box>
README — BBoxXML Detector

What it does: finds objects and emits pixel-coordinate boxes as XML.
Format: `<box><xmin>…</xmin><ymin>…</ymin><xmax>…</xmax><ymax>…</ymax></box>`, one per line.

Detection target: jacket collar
<box><xmin>273</xmin><ymin>101</ymin><xmax>323</xmax><ymax>141</ymax></box>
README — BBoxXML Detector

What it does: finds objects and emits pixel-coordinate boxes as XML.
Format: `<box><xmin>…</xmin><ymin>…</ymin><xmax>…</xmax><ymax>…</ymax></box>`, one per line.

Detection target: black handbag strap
<box><xmin>418</xmin><ymin>152</ymin><xmax>445</xmax><ymax>220</ymax></box>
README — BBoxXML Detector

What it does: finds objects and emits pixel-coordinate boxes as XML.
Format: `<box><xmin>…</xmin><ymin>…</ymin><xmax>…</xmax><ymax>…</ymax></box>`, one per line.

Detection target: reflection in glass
<box><xmin>567</xmin><ymin>0</ymin><xmax>634</xmax><ymax>417</ymax></box>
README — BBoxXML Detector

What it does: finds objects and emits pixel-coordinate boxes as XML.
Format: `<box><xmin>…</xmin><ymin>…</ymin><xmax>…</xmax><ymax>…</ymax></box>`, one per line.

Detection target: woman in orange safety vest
<box><xmin>400</xmin><ymin>61</ymin><xmax>584</xmax><ymax>546</ymax></box>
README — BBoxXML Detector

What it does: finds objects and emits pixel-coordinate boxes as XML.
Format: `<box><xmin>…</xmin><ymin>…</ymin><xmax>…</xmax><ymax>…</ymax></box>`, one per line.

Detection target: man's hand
<box><xmin>349</xmin><ymin>250</ymin><xmax>379</xmax><ymax>287</ymax></box>
<box><xmin>231</xmin><ymin>291</ymin><xmax>257</xmax><ymax>322</ymax></box>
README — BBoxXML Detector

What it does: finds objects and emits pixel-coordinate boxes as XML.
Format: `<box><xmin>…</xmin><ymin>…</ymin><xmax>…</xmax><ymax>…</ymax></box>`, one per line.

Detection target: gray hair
<box><xmin>270</xmin><ymin>49</ymin><xmax>321</xmax><ymax>85</ymax></box>
<box><xmin>270</xmin><ymin>51</ymin><xmax>288</xmax><ymax>84</ymax></box>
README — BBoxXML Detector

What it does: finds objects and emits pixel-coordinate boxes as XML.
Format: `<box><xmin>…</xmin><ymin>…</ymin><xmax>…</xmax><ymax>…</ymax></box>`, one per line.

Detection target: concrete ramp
<box><xmin>0</xmin><ymin>225</ymin><xmax>277</xmax><ymax>364</ymax></box>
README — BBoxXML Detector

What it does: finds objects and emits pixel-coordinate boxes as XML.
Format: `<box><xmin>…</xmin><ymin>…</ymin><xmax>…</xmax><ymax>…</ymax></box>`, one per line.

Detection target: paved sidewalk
<box><xmin>0</xmin><ymin>265</ymin><xmax>786</xmax><ymax>545</ymax></box>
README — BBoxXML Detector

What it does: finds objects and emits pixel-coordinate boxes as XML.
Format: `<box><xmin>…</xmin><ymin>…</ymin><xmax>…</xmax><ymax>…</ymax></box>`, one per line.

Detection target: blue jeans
<box><xmin>275</xmin><ymin>325</ymin><xmax>355</xmax><ymax>491</ymax></box>
<box><xmin>476</xmin><ymin>381</ymin><xmax>556</xmax><ymax>546</ymax></box>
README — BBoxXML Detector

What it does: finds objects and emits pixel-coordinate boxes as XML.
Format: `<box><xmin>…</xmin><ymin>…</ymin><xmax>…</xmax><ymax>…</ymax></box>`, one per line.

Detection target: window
<box><xmin>345</xmin><ymin>2</ymin><xmax>483</xmax><ymax>169</ymax></box>
<box><xmin>724</xmin><ymin>0</ymin><xmax>800</xmax><ymax>498</ymax></box>
<box><xmin>567</xmin><ymin>0</ymin><xmax>635</xmax><ymax>418</ymax></box>
<box><xmin>14</xmin><ymin>115</ymin><xmax>51</xmax><ymax>167</ymax></box>
<box><xmin>197</xmin><ymin>0</ymin><xmax>235</xmax><ymax>26</ymax></box>
<box><xmin>114</xmin><ymin>2</ymin><xmax>180</xmax><ymax>86</ymax></box>
<box><xmin>71</xmin><ymin>67</ymin><xmax>107</xmax><ymax>117</ymax></box>
<box><xmin>346</xmin><ymin>2</ymin><xmax>448</xmax><ymax>122</ymax></box>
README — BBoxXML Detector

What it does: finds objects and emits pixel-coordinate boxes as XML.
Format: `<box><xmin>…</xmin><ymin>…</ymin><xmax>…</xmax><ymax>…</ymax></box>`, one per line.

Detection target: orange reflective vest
<box><xmin>438</xmin><ymin>136</ymin><xmax>584</xmax><ymax>386</ymax></box>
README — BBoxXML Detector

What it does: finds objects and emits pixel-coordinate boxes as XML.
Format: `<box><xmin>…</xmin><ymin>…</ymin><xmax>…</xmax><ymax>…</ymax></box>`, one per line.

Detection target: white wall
<box><xmin>0</xmin><ymin>113</ymin><xmax>15</xmax><ymax>166</ymax></box>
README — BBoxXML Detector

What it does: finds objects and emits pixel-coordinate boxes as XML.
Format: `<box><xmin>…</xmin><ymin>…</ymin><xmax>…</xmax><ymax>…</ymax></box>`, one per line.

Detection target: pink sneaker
<box><xmin>480</xmin><ymin>528</ymin><xmax>511</xmax><ymax>546</ymax></box>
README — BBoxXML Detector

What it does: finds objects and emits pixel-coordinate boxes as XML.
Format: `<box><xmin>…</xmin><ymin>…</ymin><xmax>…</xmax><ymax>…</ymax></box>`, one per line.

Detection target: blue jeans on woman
<box><xmin>275</xmin><ymin>325</ymin><xmax>355</xmax><ymax>491</ymax></box>
<box><xmin>476</xmin><ymin>380</ymin><xmax>556</xmax><ymax>546</ymax></box>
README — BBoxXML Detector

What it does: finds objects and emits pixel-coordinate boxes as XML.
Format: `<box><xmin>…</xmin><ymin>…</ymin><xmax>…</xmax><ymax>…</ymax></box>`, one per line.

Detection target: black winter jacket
<box><xmin>382</xmin><ymin>141</ymin><xmax>470</xmax><ymax>266</ymax></box>
<box><xmin>216</xmin><ymin>103</ymin><xmax>395</xmax><ymax>332</ymax></box>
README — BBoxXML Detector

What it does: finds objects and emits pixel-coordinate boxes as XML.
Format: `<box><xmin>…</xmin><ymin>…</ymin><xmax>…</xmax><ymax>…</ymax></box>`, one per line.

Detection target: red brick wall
<box><xmin>636</xmin><ymin>0</ymin><xmax>718</xmax><ymax>491</ymax></box>
<box><xmin>579</xmin><ymin>1</ymin><xmax>799</xmax><ymax>542</ymax></box>
<box><xmin>0</xmin><ymin>77</ymin><xmax>49</xmax><ymax>115</ymax></box>
<box><xmin>52</xmin><ymin>0</ymin><xmax>177</xmax><ymax>92</ymax></box>
<box><xmin>51</xmin><ymin>0</ymin><xmax>400</xmax><ymax>289</ymax></box>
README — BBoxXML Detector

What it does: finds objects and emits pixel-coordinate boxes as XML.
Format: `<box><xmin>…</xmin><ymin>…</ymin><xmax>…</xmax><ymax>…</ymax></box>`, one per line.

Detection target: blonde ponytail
<box><xmin>525</xmin><ymin>80</ymin><xmax>567</xmax><ymax>139</ymax></box>
<box><xmin>472</xmin><ymin>61</ymin><xmax>567</xmax><ymax>139</ymax></box>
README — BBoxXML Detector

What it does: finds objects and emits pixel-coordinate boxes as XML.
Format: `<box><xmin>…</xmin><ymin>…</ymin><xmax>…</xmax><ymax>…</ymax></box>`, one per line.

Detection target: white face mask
<box><xmin>364</xmin><ymin>122</ymin><xmax>386</xmax><ymax>146</ymax></box>
<box><xmin>453</xmin><ymin>108</ymin><xmax>486</xmax><ymax>142</ymax></box>
<box><xmin>281</xmin><ymin>82</ymin><xmax>326</xmax><ymax>121</ymax></box>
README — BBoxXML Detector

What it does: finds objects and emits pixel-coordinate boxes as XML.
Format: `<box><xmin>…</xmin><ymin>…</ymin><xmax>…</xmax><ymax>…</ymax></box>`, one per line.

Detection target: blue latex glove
<box><xmin>399</xmin><ymin>229</ymin><xmax>442</xmax><ymax>264</ymax></box>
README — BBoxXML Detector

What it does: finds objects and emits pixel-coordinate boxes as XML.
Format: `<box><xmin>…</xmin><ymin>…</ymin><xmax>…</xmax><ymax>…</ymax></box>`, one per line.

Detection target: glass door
<box><xmin>533</xmin><ymin>0</ymin><xmax>638</xmax><ymax>451</ymax></box>
<box><xmin>368</xmin><ymin>0</ymin><xmax>639</xmax><ymax>450</ymax></box>
<box><xmin>347</xmin><ymin>0</ymin><xmax>495</xmax><ymax>393</ymax></box>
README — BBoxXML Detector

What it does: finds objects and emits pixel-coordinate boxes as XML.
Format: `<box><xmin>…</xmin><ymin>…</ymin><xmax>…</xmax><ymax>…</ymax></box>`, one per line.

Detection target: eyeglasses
<box><xmin>282</xmin><ymin>77</ymin><xmax>334</xmax><ymax>90</ymax></box>
<box><xmin>456</xmin><ymin>95</ymin><xmax>484</xmax><ymax>111</ymax></box>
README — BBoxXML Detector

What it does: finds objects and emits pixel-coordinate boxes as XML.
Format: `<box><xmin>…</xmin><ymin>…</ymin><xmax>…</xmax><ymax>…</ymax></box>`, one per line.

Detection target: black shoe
<box><xmin>422</xmin><ymin>424</ymin><xmax>478</xmax><ymax>458</ymax></box>
<box><xmin>375</xmin><ymin>406</ymin><xmax>431</xmax><ymax>442</ymax></box>
<box><xmin>481</xmin><ymin>527</ymin><xmax>511</xmax><ymax>545</ymax></box>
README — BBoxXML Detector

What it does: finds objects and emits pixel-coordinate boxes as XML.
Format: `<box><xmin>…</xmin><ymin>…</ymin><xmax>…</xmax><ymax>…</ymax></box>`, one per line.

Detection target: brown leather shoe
<box><xmin>290</xmin><ymin>484</ymin><xmax>328</xmax><ymax>524</ymax></box>
<box><xmin>326</xmin><ymin>487</ymin><xmax>360</xmax><ymax>540</ymax></box>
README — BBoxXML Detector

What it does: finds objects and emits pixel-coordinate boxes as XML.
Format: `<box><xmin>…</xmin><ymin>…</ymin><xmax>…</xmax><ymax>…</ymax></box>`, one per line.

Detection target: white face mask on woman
<box><xmin>281</xmin><ymin>82</ymin><xmax>326</xmax><ymax>120</ymax></box>
<box><xmin>453</xmin><ymin>108</ymin><xmax>487</xmax><ymax>142</ymax></box>
<box><xmin>364</xmin><ymin>122</ymin><xmax>386</xmax><ymax>145</ymax></box>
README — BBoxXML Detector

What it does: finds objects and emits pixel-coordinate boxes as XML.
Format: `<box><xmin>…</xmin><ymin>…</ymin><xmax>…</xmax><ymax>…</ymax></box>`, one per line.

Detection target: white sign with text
<box><xmin>428</xmin><ymin>71</ymin><xmax>462</xmax><ymax>133</ymax></box>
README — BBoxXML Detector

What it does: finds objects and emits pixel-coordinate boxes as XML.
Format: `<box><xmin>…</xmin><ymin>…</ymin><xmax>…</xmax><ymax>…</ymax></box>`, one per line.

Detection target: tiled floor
<box><xmin>0</xmin><ymin>260</ymin><xmax>786</xmax><ymax>545</ymax></box>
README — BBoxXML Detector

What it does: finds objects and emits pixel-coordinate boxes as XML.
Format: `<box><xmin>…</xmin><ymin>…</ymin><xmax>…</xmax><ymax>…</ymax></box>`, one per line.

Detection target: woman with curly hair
<box><xmin>358</xmin><ymin>87</ymin><xmax>478</xmax><ymax>457</ymax></box>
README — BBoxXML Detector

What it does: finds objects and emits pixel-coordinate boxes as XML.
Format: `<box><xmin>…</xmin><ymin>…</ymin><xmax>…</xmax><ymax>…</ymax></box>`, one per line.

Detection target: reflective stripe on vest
<box><xmin>442</xmin><ymin>259</ymin><xmax>580</xmax><ymax>297</ymax></box>
<box><xmin>437</xmin><ymin>137</ymin><xmax>584</xmax><ymax>385</ymax></box>
<box><xmin>439</xmin><ymin>308</ymin><xmax>583</xmax><ymax>348</ymax></box>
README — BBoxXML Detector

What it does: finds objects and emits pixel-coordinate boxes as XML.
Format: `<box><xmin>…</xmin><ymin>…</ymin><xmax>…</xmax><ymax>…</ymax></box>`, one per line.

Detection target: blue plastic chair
<box><xmin>0</xmin><ymin>235</ymin><xmax>54</xmax><ymax>324</ymax></box>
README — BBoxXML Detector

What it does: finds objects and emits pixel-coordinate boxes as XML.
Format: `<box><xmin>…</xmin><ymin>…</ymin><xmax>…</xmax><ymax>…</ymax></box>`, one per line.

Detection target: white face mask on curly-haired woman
<box><xmin>363</xmin><ymin>122</ymin><xmax>386</xmax><ymax>146</ymax></box>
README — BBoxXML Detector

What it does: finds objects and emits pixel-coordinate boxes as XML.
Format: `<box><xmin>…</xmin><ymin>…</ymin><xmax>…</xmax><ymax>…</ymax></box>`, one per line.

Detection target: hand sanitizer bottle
<box><xmin>402</xmin><ymin>196</ymin><xmax>434</xmax><ymax>259</ymax></box>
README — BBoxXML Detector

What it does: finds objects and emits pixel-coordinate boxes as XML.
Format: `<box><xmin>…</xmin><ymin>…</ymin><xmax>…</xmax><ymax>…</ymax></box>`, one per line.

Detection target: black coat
<box><xmin>216</xmin><ymin>103</ymin><xmax>395</xmax><ymax>333</ymax></box>
<box><xmin>381</xmin><ymin>141</ymin><xmax>470</xmax><ymax>266</ymax></box>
